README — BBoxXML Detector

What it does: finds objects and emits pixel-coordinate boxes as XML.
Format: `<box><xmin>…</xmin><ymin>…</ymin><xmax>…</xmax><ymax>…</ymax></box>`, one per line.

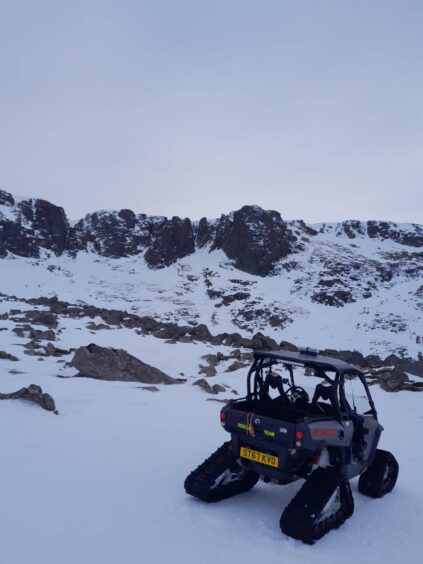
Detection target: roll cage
<box><xmin>246</xmin><ymin>349</ymin><xmax>377</xmax><ymax>420</ymax></box>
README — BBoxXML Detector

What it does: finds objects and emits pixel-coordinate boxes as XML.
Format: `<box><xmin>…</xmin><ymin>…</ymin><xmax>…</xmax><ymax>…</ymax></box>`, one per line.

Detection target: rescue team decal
<box><xmin>312</xmin><ymin>429</ymin><xmax>336</xmax><ymax>437</ymax></box>
<box><xmin>237</xmin><ymin>422</ymin><xmax>275</xmax><ymax>437</ymax></box>
<box><xmin>237</xmin><ymin>423</ymin><xmax>249</xmax><ymax>431</ymax></box>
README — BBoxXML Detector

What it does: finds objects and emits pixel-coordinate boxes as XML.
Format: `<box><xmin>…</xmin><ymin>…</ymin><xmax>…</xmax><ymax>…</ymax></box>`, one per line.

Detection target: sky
<box><xmin>0</xmin><ymin>0</ymin><xmax>422</xmax><ymax>223</ymax></box>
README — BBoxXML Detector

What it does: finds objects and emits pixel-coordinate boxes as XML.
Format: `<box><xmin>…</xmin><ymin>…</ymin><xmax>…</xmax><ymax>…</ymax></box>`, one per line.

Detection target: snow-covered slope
<box><xmin>1</xmin><ymin>188</ymin><xmax>422</xmax><ymax>357</ymax></box>
<box><xmin>0</xmin><ymin>235</ymin><xmax>421</xmax><ymax>357</ymax></box>
<box><xmin>1</xmin><ymin>189</ymin><xmax>422</xmax><ymax>563</ymax></box>
<box><xmin>0</xmin><ymin>298</ymin><xmax>421</xmax><ymax>564</ymax></box>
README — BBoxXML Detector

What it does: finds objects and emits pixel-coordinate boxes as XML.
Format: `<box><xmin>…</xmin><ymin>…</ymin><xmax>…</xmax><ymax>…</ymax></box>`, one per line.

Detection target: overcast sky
<box><xmin>0</xmin><ymin>0</ymin><xmax>422</xmax><ymax>223</ymax></box>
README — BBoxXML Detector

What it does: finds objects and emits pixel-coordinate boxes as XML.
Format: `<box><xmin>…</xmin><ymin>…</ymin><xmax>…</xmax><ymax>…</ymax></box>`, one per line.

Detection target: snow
<box><xmin>0</xmin><ymin>228</ymin><xmax>421</xmax><ymax>357</ymax></box>
<box><xmin>0</xmin><ymin>217</ymin><xmax>422</xmax><ymax>563</ymax></box>
<box><xmin>0</xmin><ymin>315</ymin><xmax>421</xmax><ymax>564</ymax></box>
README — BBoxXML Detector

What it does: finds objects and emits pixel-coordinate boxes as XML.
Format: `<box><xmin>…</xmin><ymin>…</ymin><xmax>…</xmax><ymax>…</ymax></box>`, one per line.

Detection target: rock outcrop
<box><xmin>1</xmin><ymin>188</ymin><xmax>423</xmax><ymax>279</ymax></box>
<box><xmin>68</xmin><ymin>210</ymin><xmax>195</xmax><ymax>267</ymax></box>
<box><xmin>210</xmin><ymin>206</ymin><xmax>300</xmax><ymax>276</ymax></box>
<box><xmin>0</xmin><ymin>384</ymin><xmax>57</xmax><ymax>413</ymax></box>
<box><xmin>0</xmin><ymin>190</ymin><xmax>69</xmax><ymax>258</ymax></box>
<box><xmin>0</xmin><ymin>350</ymin><xmax>19</xmax><ymax>361</ymax></box>
<box><xmin>70</xmin><ymin>343</ymin><xmax>180</xmax><ymax>384</ymax></box>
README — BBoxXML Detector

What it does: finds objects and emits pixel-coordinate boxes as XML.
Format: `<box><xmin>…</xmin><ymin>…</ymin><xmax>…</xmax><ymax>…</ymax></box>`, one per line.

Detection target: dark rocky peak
<box><xmin>335</xmin><ymin>220</ymin><xmax>366</xmax><ymax>239</ymax></box>
<box><xmin>2</xmin><ymin>188</ymin><xmax>423</xmax><ymax>277</ymax></box>
<box><xmin>366</xmin><ymin>221</ymin><xmax>423</xmax><ymax>247</ymax></box>
<box><xmin>144</xmin><ymin>216</ymin><xmax>195</xmax><ymax>268</ymax></box>
<box><xmin>317</xmin><ymin>219</ymin><xmax>423</xmax><ymax>248</ymax></box>
<box><xmin>68</xmin><ymin>209</ymin><xmax>195</xmax><ymax>266</ymax></box>
<box><xmin>0</xmin><ymin>189</ymin><xmax>69</xmax><ymax>258</ymax></box>
<box><xmin>195</xmin><ymin>217</ymin><xmax>218</xmax><ymax>249</ymax></box>
<box><xmin>210</xmin><ymin>205</ymin><xmax>299</xmax><ymax>276</ymax></box>
<box><xmin>68</xmin><ymin>209</ymin><xmax>152</xmax><ymax>257</ymax></box>
<box><xmin>0</xmin><ymin>189</ymin><xmax>15</xmax><ymax>206</ymax></box>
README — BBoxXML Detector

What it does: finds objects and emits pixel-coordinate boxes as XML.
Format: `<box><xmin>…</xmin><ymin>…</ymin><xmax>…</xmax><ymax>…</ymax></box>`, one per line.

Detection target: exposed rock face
<box><xmin>332</xmin><ymin>219</ymin><xmax>423</xmax><ymax>248</ymax></box>
<box><xmin>211</xmin><ymin>206</ymin><xmax>298</xmax><ymax>276</ymax></box>
<box><xmin>0</xmin><ymin>190</ymin><xmax>69</xmax><ymax>258</ymax></box>
<box><xmin>367</xmin><ymin>221</ymin><xmax>423</xmax><ymax>247</ymax></box>
<box><xmin>70</xmin><ymin>343</ymin><xmax>179</xmax><ymax>384</ymax></box>
<box><xmin>68</xmin><ymin>209</ymin><xmax>149</xmax><ymax>257</ymax></box>
<box><xmin>144</xmin><ymin>217</ymin><xmax>195</xmax><ymax>268</ymax></box>
<box><xmin>1</xmin><ymin>189</ymin><xmax>423</xmax><ymax>281</ymax></box>
<box><xmin>68</xmin><ymin>210</ymin><xmax>195</xmax><ymax>267</ymax></box>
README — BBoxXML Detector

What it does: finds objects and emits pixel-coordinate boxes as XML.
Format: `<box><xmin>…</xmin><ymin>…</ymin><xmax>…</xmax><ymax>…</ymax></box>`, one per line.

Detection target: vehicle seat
<box><xmin>311</xmin><ymin>383</ymin><xmax>338</xmax><ymax>415</ymax></box>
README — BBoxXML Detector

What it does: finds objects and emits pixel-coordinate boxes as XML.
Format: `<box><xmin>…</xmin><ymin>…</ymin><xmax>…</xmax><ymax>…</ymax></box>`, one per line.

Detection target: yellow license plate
<box><xmin>240</xmin><ymin>447</ymin><xmax>279</xmax><ymax>468</ymax></box>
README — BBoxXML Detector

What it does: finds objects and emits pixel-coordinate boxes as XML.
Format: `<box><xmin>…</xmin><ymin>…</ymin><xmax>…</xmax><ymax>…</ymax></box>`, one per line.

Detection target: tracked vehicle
<box><xmin>184</xmin><ymin>348</ymin><xmax>399</xmax><ymax>543</ymax></box>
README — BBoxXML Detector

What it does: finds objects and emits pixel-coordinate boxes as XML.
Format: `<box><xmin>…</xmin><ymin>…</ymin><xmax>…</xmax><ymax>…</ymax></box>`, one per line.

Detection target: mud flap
<box><xmin>280</xmin><ymin>467</ymin><xmax>354</xmax><ymax>544</ymax></box>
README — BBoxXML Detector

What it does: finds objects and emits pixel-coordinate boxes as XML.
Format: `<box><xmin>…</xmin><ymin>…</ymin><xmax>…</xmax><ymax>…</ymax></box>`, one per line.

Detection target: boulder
<box><xmin>23</xmin><ymin>311</ymin><xmax>58</xmax><ymax>328</ymax></box>
<box><xmin>252</xmin><ymin>332</ymin><xmax>279</xmax><ymax>351</ymax></box>
<box><xmin>193</xmin><ymin>378</ymin><xmax>214</xmax><ymax>394</ymax></box>
<box><xmin>364</xmin><ymin>354</ymin><xmax>383</xmax><ymax>368</ymax></box>
<box><xmin>382</xmin><ymin>354</ymin><xmax>402</xmax><ymax>367</ymax></box>
<box><xmin>225</xmin><ymin>360</ymin><xmax>248</xmax><ymax>372</ymax></box>
<box><xmin>396</xmin><ymin>358</ymin><xmax>423</xmax><ymax>377</ymax></box>
<box><xmin>86</xmin><ymin>322</ymin><xmax>110</xmax><ymax>331</ymax></box>
<box><xmin>193</xmin><ymin>379</ymin><xmax>225</xmax><ymax>394</ymax></box>
<box><xmin>44</xmin><ymin>342</ymin><xmax>70</xmax><ymax>357</ymax></box>
<box><xmin>190</xmin><ymin>323</ymin><xmax>212</xmax><ymax>341</ymax></box>
<box><xmin>70</xmin><ymin>343</ymin><xmax>178</xmax><ymax>384</ymax></box>
<box><xmin>201</xmin><ymin>353</ymin><xmax>220</xmax><ymax>367</ymax></box>
<box><xmin>0</xmin><ymin>384</ymin><xmax>57</xmax><ymax>413</ymax></box>
<box><xmin>23</xmin><ymin>339</ymin><xmax>42</xmax><ymax>350</ymax></box>
<box><xmin>199</xmin><ymin>364</ymin><xmax>217</xmax><ymax>377</ymax></box>
<box><xmin>377</xmin><ymin>370</ymin><xmax>409</xmax><ymax>392</ymax></box>
<box><xmin>152</xmin><ymin>325</ymin><xmax>185</xmax><ymax>340</ymax></box>
<box><xmin>30</xmin><ymin>328</ymin><xmax>56</xmax><ymax>341</ymax></box>
<box><xmin>0</xmin><ymin>351</ymin><xmax>19</xmax><ymax>361</ymax></box>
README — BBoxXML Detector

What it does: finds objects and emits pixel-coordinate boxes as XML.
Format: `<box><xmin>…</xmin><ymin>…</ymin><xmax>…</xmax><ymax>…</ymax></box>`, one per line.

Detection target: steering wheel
<box><xmin>286</xmin><ymin>386</ymin><xmax>310</xmax><ymax>405</ymax></box>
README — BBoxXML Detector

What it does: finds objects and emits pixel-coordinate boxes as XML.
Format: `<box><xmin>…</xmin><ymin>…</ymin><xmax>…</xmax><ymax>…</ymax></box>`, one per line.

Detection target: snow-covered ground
<box><xmin>0</xmin><ymin>301</ymin><xmax>422</xmax><ymax>564</ymax></box>
<box><xmin>0</xmin><ymin>231</ymin><xmax>422</xmax><ymax>358</ymax></box>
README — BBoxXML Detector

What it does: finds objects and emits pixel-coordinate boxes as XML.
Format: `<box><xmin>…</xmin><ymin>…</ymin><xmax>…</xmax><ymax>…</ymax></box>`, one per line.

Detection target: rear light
<box><xmin>220</xmin><ymin>411</ymin><xmax>226</xmax><ymax>420</ymax></box>
<box><xmin>296</xmin><ymin>431</ymin><xmax>303</xmax><ymax>440</ymax></box>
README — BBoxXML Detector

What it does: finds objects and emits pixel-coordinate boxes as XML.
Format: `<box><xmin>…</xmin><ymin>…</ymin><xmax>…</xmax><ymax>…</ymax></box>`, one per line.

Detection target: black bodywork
<box><xmin>220</xmin><ymin>348</ymin><xmax>382</xmax><ymax>481</ymax></box>
<box><xmin>185</xmin><ymin>346</ymin><xmax>399</xmax><ymax>543</ymax></box>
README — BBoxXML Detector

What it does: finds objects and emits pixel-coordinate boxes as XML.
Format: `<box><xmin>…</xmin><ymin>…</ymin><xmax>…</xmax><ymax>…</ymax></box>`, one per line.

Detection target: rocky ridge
<box><xmin>1</xmin><ymin>189</ymin><xmax>422</xmax><ymax>276</ymax></box>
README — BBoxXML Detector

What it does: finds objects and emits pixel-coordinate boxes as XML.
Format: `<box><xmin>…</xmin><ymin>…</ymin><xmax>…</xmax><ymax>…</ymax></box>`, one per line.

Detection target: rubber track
<box><xmin>358</xmin><ymin>449</ymin><xmax>399</xmax><ymax>498</ymax></box>
<box><xmin>280</xmin><ymin>467</ymin><xmax>354</xmax><ymax>544</ymax></box>
<box><xmin>184</xmin><ymin>442</ymin><xmax>258</xmax><ymax>503</ymax></box>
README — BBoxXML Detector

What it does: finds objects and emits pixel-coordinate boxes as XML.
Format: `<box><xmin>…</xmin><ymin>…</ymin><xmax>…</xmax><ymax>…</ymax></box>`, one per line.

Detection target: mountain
<box><xmin>1</xmin><ymin>188</ymin><xmax>422</xmax><ymax>356</ymax></box>
<box><xmin>1</xmin><ymin>189</ymin><xmax>422</xmax><ymax>562</ymax></box>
